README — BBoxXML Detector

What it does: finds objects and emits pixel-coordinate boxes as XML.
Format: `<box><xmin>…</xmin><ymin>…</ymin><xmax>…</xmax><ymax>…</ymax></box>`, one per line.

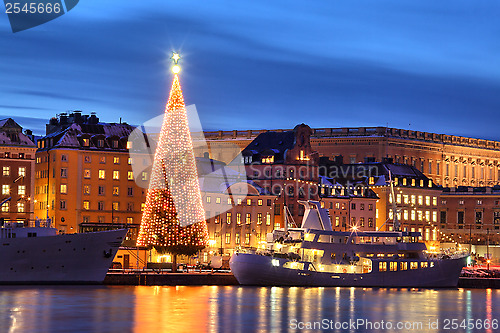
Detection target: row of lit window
<box><xmin>213</xmin><ymin>231</ymin><xmax>279</xmax><ymax>246</ymax></box>
<box><xmin>205</xmin><ymin>196</ymin><xmax>272</xmax><ymax>207</ymax></box>
<box><xmin>1</xmin><ymin>184</ymin><xmax>26</xmax><ymax>195</ymax></box>
<box><xmin>389</xmin><ymin>209</ymin><xmax>438</xmax><ymax>222</ymax></box>
<box><xmin>208</xmin><ymin>211</ymin><xmax>272</xmax><ymax>226</ymax></box>
<box><xmin>1</xmin><ymin>152</ymin><xmax>27</xmax><ymax>159</ymax></box>
<box><xmin>390</xmin><ymin>194</ymin><xmax>438</xmax><ymax>206</ymax></box>
<box><xmin>0</xmin><ymin>202</ymin><xmax>25</xmax><ymax>213</ymax></box>
<box><xmin>82</xmin><ymin>216</ymin><xmax>134</xmax><ymax>224</ymax></box>
<box><xmin>378</xmin><ymin>261</ymin><xmax>432</xmax><ymax>272</ymax></box>
<box><xmin>2</xmin><ymin>166</ymin><xmax>26</xmax><ymax>177</ymax></box>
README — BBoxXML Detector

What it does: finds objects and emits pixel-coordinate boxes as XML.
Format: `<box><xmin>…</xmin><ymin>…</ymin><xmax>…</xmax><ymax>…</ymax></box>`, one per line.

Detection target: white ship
<box><xmin>0</xmin><ymin>222</ymin><xmax>127</xmax><ymax>284</ymax></box>
<box><xmin>230</xmin><ymin>201</ymin><xmax>469</xmax><ymax>287</ymax></box>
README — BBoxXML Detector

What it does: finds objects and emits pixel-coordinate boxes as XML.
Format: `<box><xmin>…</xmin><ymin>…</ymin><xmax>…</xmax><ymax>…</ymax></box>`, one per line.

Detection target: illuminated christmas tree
<box><xmin>137</xmin><ymin>53</ymin><xmax>208</xmax><ymax>264</ymax></box>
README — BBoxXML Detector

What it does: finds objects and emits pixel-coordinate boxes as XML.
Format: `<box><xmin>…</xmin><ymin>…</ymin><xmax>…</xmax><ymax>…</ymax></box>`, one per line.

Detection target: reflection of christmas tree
<box><xmin>137</xmin><ymin>54</ymin><xmax>208</xmax><ymax>264</ymax></box>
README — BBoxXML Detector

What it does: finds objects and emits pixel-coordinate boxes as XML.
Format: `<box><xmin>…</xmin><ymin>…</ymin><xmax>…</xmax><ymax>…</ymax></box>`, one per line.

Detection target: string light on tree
<box><xmin>137</xmin><ymin>52</ymin><xmax>208</xmax><ymax>260</ymax></box>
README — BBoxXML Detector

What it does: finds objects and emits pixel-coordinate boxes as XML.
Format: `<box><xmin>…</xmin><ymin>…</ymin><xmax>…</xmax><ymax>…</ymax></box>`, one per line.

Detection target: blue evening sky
<box><xmin>0</xmin><ymin>1</ymin><xmax>499</xmax><ymax>138</ymax></box>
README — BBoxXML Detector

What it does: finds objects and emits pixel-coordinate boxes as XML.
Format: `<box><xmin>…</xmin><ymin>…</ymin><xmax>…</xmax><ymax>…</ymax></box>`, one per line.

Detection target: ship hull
<box><xmin>230</xmin><ymin>253</ymin><xmax>468</xmax><ymax>288</ymax></box>
<box><xmin>0</xmin><ymin>229</ymin><xmax>127</xmax><ymax>284</ymax></box>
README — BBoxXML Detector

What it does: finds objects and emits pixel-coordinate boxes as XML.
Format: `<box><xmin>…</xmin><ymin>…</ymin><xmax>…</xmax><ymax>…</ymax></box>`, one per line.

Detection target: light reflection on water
<box><xmin>0</xmin><ymin>286</ymin><xmax>498</xmax><ymax>333</ymax></box>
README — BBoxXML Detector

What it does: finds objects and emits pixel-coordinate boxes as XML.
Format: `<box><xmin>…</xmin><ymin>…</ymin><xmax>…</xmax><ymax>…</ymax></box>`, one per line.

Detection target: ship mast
<box><xmin>389</xmin><ymin>170</ymin><xmax>400</xmax><ymax>231</ymax></box>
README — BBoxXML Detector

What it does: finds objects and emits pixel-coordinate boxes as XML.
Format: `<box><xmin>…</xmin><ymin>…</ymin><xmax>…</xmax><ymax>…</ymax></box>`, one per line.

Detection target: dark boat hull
<box><xmin>230</xmin><ymin>253</ymin><xmax>468</xmax><ymax>288</ymax></box>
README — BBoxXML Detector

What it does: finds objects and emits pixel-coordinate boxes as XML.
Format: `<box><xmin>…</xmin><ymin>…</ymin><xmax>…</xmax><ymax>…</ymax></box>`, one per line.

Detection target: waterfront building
<box><xmin>439</xmin><ymin>186</ymin><xmax>500</xmax><ymax>245</ymax></box>
<box><xmin>203</xmin><ymin>125</ymin><xmax>500</xmax><ymax>188</ymax></box>
<box><xmin>0</xmin><ymin>118</ymin><xmax>36</xmax><ymax>224</ymax></box>
<box><xmin>34</xmin><ymin>112</ymin><xmax>144</xmax><ymax>244</ymax></box>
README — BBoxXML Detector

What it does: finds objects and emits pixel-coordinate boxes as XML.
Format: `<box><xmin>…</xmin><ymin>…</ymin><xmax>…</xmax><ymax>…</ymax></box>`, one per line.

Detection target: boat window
<box><xmin>389</xmin><ymin>262</ymin><xmax>397</xmax><ymax>271</ymax></box>
<box><xmin>410</xmin><ymin>262</ymin><xmax>418</xmax><ymax>269</ymax></box>
<box><xmin>400</xmin><ymin>262</ymin><xmax>408</xmax><ymax>270</ymax></box>
<box><xmin>421</xmin><ymin>262</ymin><xmax>428</xmax><ymax>268</ymax></box>
<box><xmin>379</xmin><ymin>262</ymin><xmax>387</xmax><ymax>272</ymax></box>
<box><xmin>304</xmin><ymin>233</ymin><xmax>315</xmax><ymax>242</ymax></box>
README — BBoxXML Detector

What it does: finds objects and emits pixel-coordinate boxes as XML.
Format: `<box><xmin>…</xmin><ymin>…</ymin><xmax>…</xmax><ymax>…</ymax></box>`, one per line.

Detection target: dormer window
<box><xmin>298</xmin><ymin>150</ymin><xmax>309</xmax><ymax>161</ymax></box>
<box><xmin>97</xmin><ymin>139</ymin><xmax>104</xmax><ymax>148</ymax></box>
<box><xmin>112</xmin><ymin>140</ymin><xmax>119</xmax><ymax>149</ymax></box>
<box><xmin>83</xmin><ymin>138</ymin><xmax>90</xmax><ymax>147</ymax></box>
<box><xmin>262</xmin><ymin>156</ymin><xmax>274</xmax><ymax>164</ymax></box>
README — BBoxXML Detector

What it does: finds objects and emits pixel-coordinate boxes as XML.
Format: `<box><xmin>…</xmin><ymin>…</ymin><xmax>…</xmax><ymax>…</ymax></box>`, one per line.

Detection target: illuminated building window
<box><xmin>432</xmin><ymin>211</ymin><xmax>437</xmax><ymax>222</ymax></box>
<box><xmin>258</xmin><ymin>199</ymin><xmax>263</xmax><ymax>206</ymax></box>
<box><xmin>390</xmin><ymin>262</ymin><xmax>397</xmax><ymax>271</ymax></box>
<box><xmin>299</xmin><ymin>150</ymin><xmax>309</xmax><ymax>161</ymax></box>
<box><xmin>226</xmin><ymin>212</ymin><xmax>232</xmax><ymax>224</ymax></box>
<box><xmin>403</xmin><ymin>195</ymin><xmax>409</xmax><ymax>204</ymax></box>
<box><xmin>2</xmin><ymin>185</ymin><xmax>10</xmax><ymax>195</ymax></box>
<box><xmin>113</xmin><ymin>157</ymin><xmax>120</xmax><ymax>164</ymax></box>
<box><xmin>17</xmin><ymin>202</ymin><xmax>24</xmax><ymax>212</ymax></box>
<box><xmin>477</xmin><ymin>200</ymin><xmax>483</xmax><ymax>205</ymax></box>
<box><xmin>335</xmin><ymin>202</ymin><xmax>340</xmax><ymax>209</ymax></box>
<box><xmin>98</xmin><ymin>170</ymin><xmax>105</xmax><ymax>179</ymax></box>
<box><xmin>368</xmin><ymin>204</ymin><xmax>373</xmax><ymax>211</ymax></box>
<box><xmin>428</xmin><ymin>180</ymin><xmax>432</xmax><ymax>188</ymax></box>
<box><xmin>403</xmin><ymin>210</ymin><xmax>409</xmax><ymax>220</ymax></box>
<box><xmin>128</xmin><ymin>158</ymin><xmax>132</xmax><ymax>165</ymax></box>
<box><xmin>83</xmin><ymin>201</ymin><xmax>90</xmax><ymax>210</ymax></box>
<box><xmin>141</xmin><ymin>172</ymin><xmax>148</xmax><ymax>181</ymax></box>
<box><xmin>368</xmin><ymin>218</ymin><xmax>373</xmax><ymax>228</ymax></box>
<box><xmin>141</xmin><ymin>203</ymin><xmax>145</xmax><ymax>212</ymax></box>
<box><xmin>113</xmin><ymin>171</ymin><xmax>120</xmax><ymax>180</ymax></box>
<box><xmin>126</xmin><ymin>141</ymin><xmax>132</xmax><ymax>149</ymax></box>
<box><xmin>225</xmin><ymin>233</ymin><xmax>231</xmax><ymax>244</ymax></box>
<box><xmin>60</xmin><ymin>184</ymin><xmax>67</xmax><ymax>194</ymax></box>
<box><xmin>402</xmin><ymin>178</ymin><xmax>407</xmax><ymax>186</ymax></box>
<box><xmin>228</xmin><ymin>197</ymin><xmax>233</xmax><ymax>205</ymax></box>
<box><xmin>410</xmin><ymin>262</ymin><xmax>418</xmax><ymax>270</ymax></box>
<box><xmin>18</xmin><ymin>167</ymin><xmax>26</xmax><ymax>177</ymax></box>
<box><xmin>83</xmin><ymin>185</ymin><xmax>90</xmax><ymax>195</ymax></box>
<box><xmin>247</xmin><ymin>199</ymin><xmax>252</xmax><ymax>206</ymax></box>
<box><xmin>82</xmin><ymin>216</ymin><xmax>90</xmax><ymax>223</ymax></box>
<box><xmin>257</xmin><ymin>213</ymin><xmax>262</xmax><ymax>224</ymax></box>
<box><xmin>417</xmin><ymin>211</ymin><xmax>423</xmax><ymax>221</ymax></box>
<box><xmin>206</xmin><ymin>196</ymin><xmax>211</xmax><ymax>203</ymax></box>
<box><xmin>360</xmin><ymin>217</ymin><xmax>365</xmax><ymax>227</ymax></box>
<box><xmin>411</xmin><ymin>210</ymin><xmax>416</xmax><ymax>221</ymax></box>
<box><xmin>126</xmin><ymin>217</ymin><xmax>133</xmax><ymax>224</ymax></box>
<box><xmin>216</xmin><ymin>197</ymin><xmax>221</xmax><ymax>204</ymax></box>
<box><xmin>400</xmin><ymin>262</ymin><xmax>408</xmax><ymax>270</ymax></box>
<box><xmin>1</xmin><ymin>203</ymin><xmax>9</xmax><ymax>212</ymax></box>
<box><xmin>246</xmin><ymin>213</ymin><xmax>251</xmax><ymax>224</ymax></box>
<box><xmin>100</xmin><ymin>156</ymin><xmax>106</xmax><ymax>164</ymax></box>
<box><xmin>84</xmin><ymin>169</ymin><xmax>91</xmax><ymax>179</ymax></box>
<box><xmin>237</xmin><ymin>213</ymin><xmax>242</xmax><ymax>225</ymax></box>
<box><xmin>262</xmin><ymin>156</ymin><xmax>274</xmax><ymax>164</ymax></box>
<box><xmin>113</xmin><ymin>186</ymin><xmax>119</xmax><ymax>196</ymax></box>
<box><xmin>235</xmin><ymin>233</ymin><xmax>240</xmax><ymax>245</ymax></box>
<box><xmin>418</xmin><ymin>196</ymin><xmax>423</xmax><ymax>205</ymax></box>
<box><xmin>420</xmin><ymin>180</ymin><xmax>424</xmax><ymax>187</ymax></box>
<box><xmin>127</xmin><ymin>171</ymin><xmax>133</xmax><ymax>180</ymax></box>
<box><xmin>411</xmin><ymin>195</ymin><xmax>416</xmax><ymax>205</ymax></box>
<box><xmin>83</xmin><ymin>138</ymin><xmax>90</xmax><ymax>147</ymax></box>
<box><xmin>266</xmin><ymin>213</ymin><xmax>271</xmax><ymax>226</ymax></box>
<box><xmin>425</xmin><ymin>196</ymin><xmax>430</xmax><ymax>206</ymax></box>
<box><xmin>425</xmin><ymin>211</ymin><xmax>430</xmax><ymax>222</ymax></box>
<box><xmin>368</xmin><ymin>177</ymin><xmax>375</xmax><ymax>185</ymax></box>
<box><xmin>112</xmin><ymin>202</ymin><xmax>119</xmax><ymax>211</ymax></box>
<box><xmin>245</xmin><ymin>233</ymin><xmax>250</xmax><ymax>245</ymax></box>
<box><xmin>60</xmin><ymin>168</ymin><xmax>67</xmax><ymax>178</ymax></box>
<box><xmin>432</xmin><ymin>197</ymin><xmax>437</xmax><ymax>206</ymax></box>
<box><xmin>396</xmin><ymin>194</ymin><xmax>401</xmax><ymax>204</ymax></box>
<box><xmin>214</xmin><ymin>213</ymin><xmax>220</xmax><ymax>224</ymax></box>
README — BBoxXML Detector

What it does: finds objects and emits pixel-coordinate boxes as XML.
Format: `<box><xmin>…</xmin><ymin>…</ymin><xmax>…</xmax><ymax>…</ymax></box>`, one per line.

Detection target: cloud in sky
<box><xmin>0</xmin><ymin>0</ymin><xmax>499</xmax><ymax>138</ymax></box>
